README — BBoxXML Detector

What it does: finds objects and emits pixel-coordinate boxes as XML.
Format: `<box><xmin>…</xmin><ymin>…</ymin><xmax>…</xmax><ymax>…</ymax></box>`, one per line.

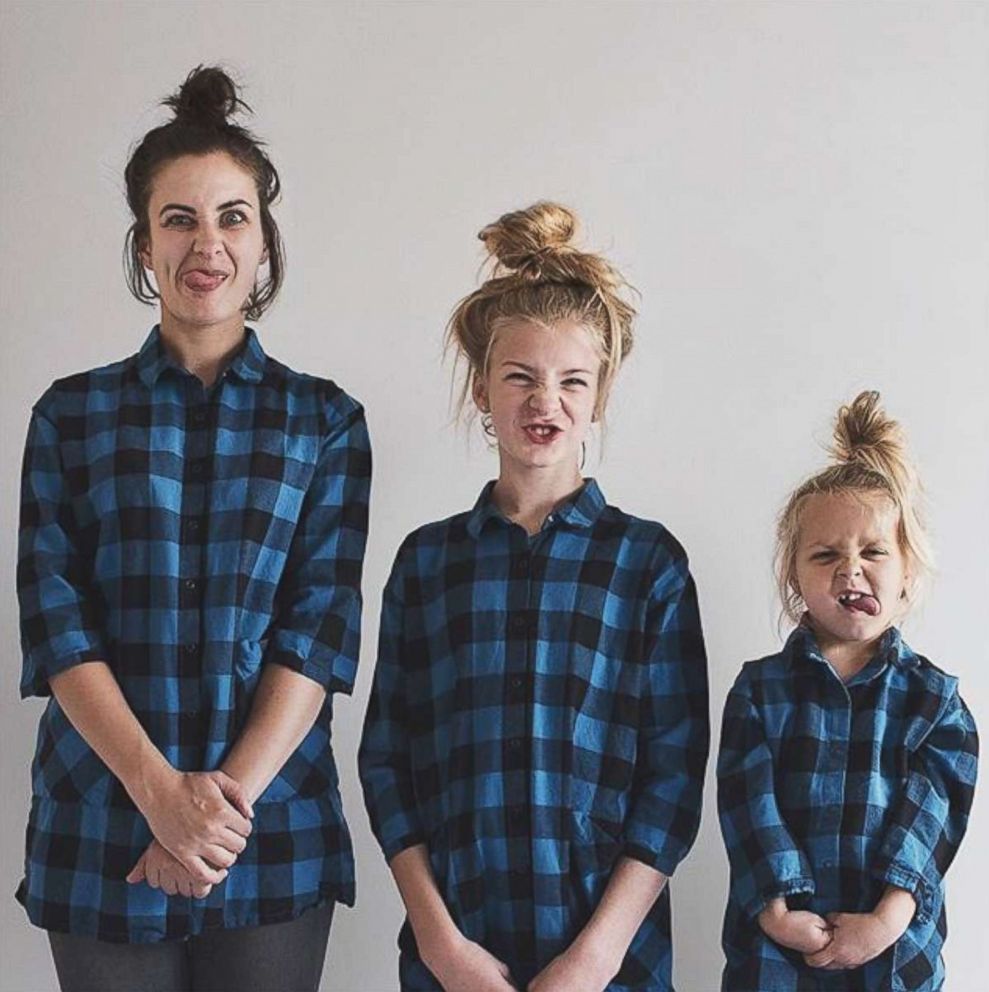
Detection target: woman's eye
<box><xmin>221</xmin><ymin>210</ymin><xmax>247</xmax><ymax>226</ymax></box>
<box><xmin>163</xmin><ymin>214</ymin><xmax>193</xmax><ymax>228</ymax></box>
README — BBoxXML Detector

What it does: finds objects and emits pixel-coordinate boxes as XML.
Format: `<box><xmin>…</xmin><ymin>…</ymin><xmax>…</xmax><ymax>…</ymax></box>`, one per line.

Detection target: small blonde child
<box><xmin>717</xmin><ymin>391</ymin><xmax>977</xmax><ymax>992</ymax></box>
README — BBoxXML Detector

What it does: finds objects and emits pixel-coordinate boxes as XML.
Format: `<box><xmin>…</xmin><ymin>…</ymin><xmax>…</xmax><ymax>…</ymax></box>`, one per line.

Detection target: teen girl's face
<box><xmin>794</xmin><ymin>491</ymin><xmax>910</xmax><ymax>656</ymax></box>
<box><xmin>141</xmin><ymin>151</ymin><xmax>266</xmax><ymax>337</ymax></box>
<box><xmin>474</xmin><ymin>318</ymin><xmax>600</xmax><ymax>477</ymax></box>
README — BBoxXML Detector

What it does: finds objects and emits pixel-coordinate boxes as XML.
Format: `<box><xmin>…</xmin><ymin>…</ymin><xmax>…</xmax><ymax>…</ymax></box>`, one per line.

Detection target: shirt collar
<box><xmin>783</xmin><ymin>619</ymin><xmax>915</xmax><ymax>672</ymax></box>
<box><xmin>465</xmin><ymin>477</ymin><xmax>607</xmax><ymax>539</ymax></box>
<box><xmin>136</xmin><ymin>325</ymin><xmax>267</xmax><ymax>388</ymax></box>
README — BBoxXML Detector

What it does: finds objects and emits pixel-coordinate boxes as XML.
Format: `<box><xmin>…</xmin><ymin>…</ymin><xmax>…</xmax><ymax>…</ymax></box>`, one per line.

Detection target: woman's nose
<box><xmin>192</xmin><ymin>225</ymin><xmax>224</xmax><ymax>257</ymax></box>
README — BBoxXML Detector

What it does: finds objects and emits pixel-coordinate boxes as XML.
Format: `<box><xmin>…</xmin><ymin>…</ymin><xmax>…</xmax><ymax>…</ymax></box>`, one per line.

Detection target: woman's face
<box><xmin>141</xmin><ymin>151</ymin><xmax>266</xmax><ymax>337</ymax></box>
<box><xmin>474</xmin><ymin>317</ymin><xmax>601</xmax><ymax>477</ymax></box>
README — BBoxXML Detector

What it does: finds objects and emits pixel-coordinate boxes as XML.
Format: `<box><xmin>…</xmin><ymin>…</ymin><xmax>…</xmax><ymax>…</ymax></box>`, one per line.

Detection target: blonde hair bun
<box><xmin>829</xmin><ymin>390</ymin><xmax>917</xmax><ymax>497</ymax></box>
<box><xmin>478</xmin><ymin>201</ymin><xmax>579</xmax><ymax>275</ymax></box>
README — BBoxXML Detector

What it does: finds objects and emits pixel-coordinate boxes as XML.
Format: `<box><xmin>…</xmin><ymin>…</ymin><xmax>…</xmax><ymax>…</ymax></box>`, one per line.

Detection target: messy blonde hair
<box><xmin>445</xmin><ymin>201</ymin><xmax>637</xmax><ymax>424</ymax></box>
<box><xmin>775</xmin><ymin>391</ymin><xmax>934</xmax><ymax>625</ymax></box>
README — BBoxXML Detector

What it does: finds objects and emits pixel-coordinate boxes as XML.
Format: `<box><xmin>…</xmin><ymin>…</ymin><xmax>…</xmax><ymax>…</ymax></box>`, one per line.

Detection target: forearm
<box><xmin>220</xmin><ymin>662</ymin><xmax>326</xmax><ymax>802</ymax></box>
<box><xmin>874</xmin><ymin>885</ymin><xmax>916</xmax><ymax>933</ymax></box>
<box><xmin>573</xmin><ymin>857</ymin><xmax>667</xmax><ymax>974</ymax></box>
<box><xmin>389</xmin><ymin>843</ymin><xmax>462</xmax><ymax>963</ymax></box>
<box><xmin>49</xmin><ymin>660</ymin><xmax>173</xmax><ymax>809</ymax></box>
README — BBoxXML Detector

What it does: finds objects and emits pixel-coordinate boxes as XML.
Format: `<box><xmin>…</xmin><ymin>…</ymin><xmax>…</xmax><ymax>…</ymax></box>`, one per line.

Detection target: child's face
<box><xmin>794</xmin><ymin>491</ymin><xmax>910</xmax><ymax>651</ymax></box>
<box><xmin>474</xmin><ymin>318</ymin><xmax>600</xmax><ymax>475</ymax></box>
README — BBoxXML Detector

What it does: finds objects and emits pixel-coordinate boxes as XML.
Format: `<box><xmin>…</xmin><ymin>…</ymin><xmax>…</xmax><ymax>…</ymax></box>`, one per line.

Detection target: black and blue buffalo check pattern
<box><xmin>16</xmin><ymin>327</ymin><xmax>371</xmax><ymax>942</ymax></box>
<box><xmin>718</xmin><ymin>624</ymin><xmax>978</xmax><ymax>992</ymax></box>
<box><xmin>359</xmin><ymin>480</ymin><xmax>709</xmax><ymax>991</ymax></box>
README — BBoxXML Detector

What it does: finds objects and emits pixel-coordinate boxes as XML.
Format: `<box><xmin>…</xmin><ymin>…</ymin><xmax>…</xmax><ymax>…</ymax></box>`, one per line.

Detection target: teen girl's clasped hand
<box><xmin>717</xmin><ymin>392</ymin><xmax>978</xmax><ymax>992</ymax></box>
<box><xmin>16</xmin><ymin>67</ymin><xmax>370</xmax><ymax>992</ymax></box>
<box><xmin>360</xmin><ymin>203</ymin><xmax>709</xmax><ymax>992</ymax></box>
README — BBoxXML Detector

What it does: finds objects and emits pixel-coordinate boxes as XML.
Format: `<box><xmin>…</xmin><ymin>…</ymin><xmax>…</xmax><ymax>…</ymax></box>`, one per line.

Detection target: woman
<box><xmin>16</xmin><ymin>66</ymin><xmax>370</xmax><ymax>992</ymax></box>
<box><xmin>359</xmin><ymin>202</ymin><xmax>709</xmax><ymax>991</ymax></box>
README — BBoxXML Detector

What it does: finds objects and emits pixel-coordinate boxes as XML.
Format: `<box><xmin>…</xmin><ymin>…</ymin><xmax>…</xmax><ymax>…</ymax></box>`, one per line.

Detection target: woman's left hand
<box><xmin>126</xmin><ymin>839</ymin><xmax>215</xmax><ymax>899</ymax></box>
<box><xmin>526</xmin><ymin>939</ymin><xmax>618</xmax><ymax>992</ymax></box>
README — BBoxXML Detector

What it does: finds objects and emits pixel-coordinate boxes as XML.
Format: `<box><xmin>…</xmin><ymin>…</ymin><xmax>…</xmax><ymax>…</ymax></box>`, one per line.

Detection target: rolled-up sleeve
<box><xmin>873</xmin><ymin>682</ymin><xmax>978</xmax><ymax>925</ymax></box>
<box><xmin>18</xmin><ymin>396</ymin><xmax>108</xmax><ymax>698</ymax></box>
<box><xmin>622</xmin><ymin>551</ymin><xmax>710</xmax><ymax>876</ymax></box>
<box><xmin>262</xmin><ymin>394</ymin><xmax>371</xmax><ymax>693</ymax></box>
<box><xmin>717</xmin><ymin>675</ymin><xmax>816</xmax><ymax>919</ymax></box>
<box><xmin>358</xmin><ymin>552</ymin><xmax>426</xmax><ymax>861</ymax></box>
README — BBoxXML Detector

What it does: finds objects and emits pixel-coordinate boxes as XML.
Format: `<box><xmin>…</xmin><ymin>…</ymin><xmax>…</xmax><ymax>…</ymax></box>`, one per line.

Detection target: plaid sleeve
<box><xmin>358</xmin><ymin>553</ymin><xmax>426</xmax><ymax>861</ymax></box>
<box><xmin>262</xmin><ymin>397</ymin><xmax>371</xmax><ymax>693</ymax></box>
<box><xmin>872</xmin><ymin>683</ymin><xmax>978</xmax><ymax>925</ymax></box>
<box><xmin>717</xmin><ymin>675</ymin><xmax>816</xmax><ymax>919</ymax></box>
<box><xmin>18</xmin><ymin>398</ymin><xmax>108</xmax><ymax>698</ymax></box>
<box><xmin>622</xmin><ymin>553</ymin><xmax>709</xmax><ymax>876</ymax></box>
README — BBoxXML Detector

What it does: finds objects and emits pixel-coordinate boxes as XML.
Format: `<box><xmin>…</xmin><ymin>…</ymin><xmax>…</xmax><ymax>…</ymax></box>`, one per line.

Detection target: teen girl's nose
<box><xmin>526</xmin><ymin>383</ymin><xmax>559</xmax><ymax>415</ymax></box>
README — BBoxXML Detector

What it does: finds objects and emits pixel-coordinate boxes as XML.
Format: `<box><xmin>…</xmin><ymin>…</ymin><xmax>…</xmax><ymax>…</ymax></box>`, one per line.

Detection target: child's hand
<box><xmin>758</xmin><ymin>898</ymin><xmax>834</xmax><ymax>954</ymax></box>
<box><xmin>804</xmin><ymin>889</ymin><xmax>915</xmax><ymax>970</ymax></box>
<box><xmin>526</xmin><ymin>938</ymin><xmax>618</xmax><ymax>992</ymax></box>
<box><xmin>126</xmin><ymin>839</ymin><xmax>214</xmax><ymax>898</ymax></box>
<box><xmin>424</xmin><ymin>933</ymin><xmax>519</xmax><ymax>992</ymax></box>
<box><xmin>803</xmin><ymin>911</ymin><xmax>898</xmax><ymax>969</ymax></box>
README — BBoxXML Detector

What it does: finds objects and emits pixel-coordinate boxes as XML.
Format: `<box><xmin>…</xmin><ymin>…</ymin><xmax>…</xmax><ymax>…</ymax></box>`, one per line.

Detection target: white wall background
<box><xmin>1</xmin><ymin>2</ymin><xmax>986</xmax><ymax>990</ymax></box>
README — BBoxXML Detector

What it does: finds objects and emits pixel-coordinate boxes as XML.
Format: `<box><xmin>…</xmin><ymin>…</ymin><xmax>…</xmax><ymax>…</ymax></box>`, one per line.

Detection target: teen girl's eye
<box><xmin>504</xmin><ymin>372</ymin><xmax>534</xmax><ymax>383</ymax></box>
<box><xmin>562</xmin><ymin>377</ymin><xmax>588</xmax><ymax>388</ymax></box>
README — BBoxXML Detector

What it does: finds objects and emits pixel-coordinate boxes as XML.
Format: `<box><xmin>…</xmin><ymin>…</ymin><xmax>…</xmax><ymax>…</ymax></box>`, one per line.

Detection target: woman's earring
<box><xmin>481</xmin><ymin>413</ymin><xmax>496</xmax><ymax>438</ymax></box>
<box><xmin>579</xmin><ymin>441</ymin><xmax>587</xmax><ymax>471</ymax></box>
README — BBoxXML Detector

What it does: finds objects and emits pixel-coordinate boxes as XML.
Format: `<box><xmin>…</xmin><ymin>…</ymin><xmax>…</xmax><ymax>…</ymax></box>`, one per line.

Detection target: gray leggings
<box><xmin>48</xmin><ymin>902</ymin><xmax>334</xmax><ymax>992</ymax></box>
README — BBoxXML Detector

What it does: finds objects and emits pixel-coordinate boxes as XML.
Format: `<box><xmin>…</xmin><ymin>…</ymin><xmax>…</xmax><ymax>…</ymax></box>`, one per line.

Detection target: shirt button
<box><xmin>191</xmin><ymin>408</ymin><xmax>207</xmax><ymax>427</ymax></box>
<box><xmin>182</xmin><ymin>642</ymin><xmax>198</xmax><ymax>654</ymax></box>
<box><xmin>510</xmin><ymin>805</ymin><xmax>525</xmax><ymax>821</ymax></box>
<box><xmin>510</xmin><ymin>676</ymin><xmax>524</xmax><ymax>691</ymax></box>
<box><xmin>514</xmin><ymin>558</ymin><xmax>530</xmax><ymax>577</ymax></box>
<box><xmin>189</xmin><ymin>462</ymin><xmax>204</xmax><ymax>479</ymax></box>
<box><xmin>184</xmin><ymin>578</ymin><xmax>199</xmax><ymax>593</ymax></box>
<box><xmin>508</xmin><ymin>738</ymin><xmax>523</xmax><ymax>752</ymax></box>
<box><xmin>185</xmin><ymin>518</ymin><xmax>200</xmax><ymax>534</ymax></box>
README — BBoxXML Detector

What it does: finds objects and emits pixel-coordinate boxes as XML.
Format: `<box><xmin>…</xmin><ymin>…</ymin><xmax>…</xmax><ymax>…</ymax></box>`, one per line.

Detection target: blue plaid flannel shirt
<box><xmin>16</xmin><ymin>327</ymin><xmax>371</xmax><ymax>942</ymax></box>
<box><xmin>359</xmin><ymin>480</ymin><xmax>709</xmax><ymax>991</ymax></box>
<box><xmin>717</xmin><ymin>625</ymin><xmax>978</xmax><ymax>992</ymax></box>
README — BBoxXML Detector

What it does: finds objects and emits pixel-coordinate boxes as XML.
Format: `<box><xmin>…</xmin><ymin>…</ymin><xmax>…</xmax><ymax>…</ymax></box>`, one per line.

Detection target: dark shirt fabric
<box><xmin>718</xmin><ymin>625</ymin><xmax>978</xmax><ymax>992</ymax></box>
<box><xmin>17</xmin><ymin>327</ymin><xmax>371</xmax><ymax>942</ymax></box>
<box><xmin>360</xmin><ymin>480</ymin><xmax>709</xmax><ymax>990</ymax></box>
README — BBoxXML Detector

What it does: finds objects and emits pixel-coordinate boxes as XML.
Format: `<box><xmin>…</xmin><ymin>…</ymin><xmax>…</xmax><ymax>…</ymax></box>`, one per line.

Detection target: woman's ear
<box><xmin>139</xmin><ymin>237</ymin><xmax>152</xmax><ymax>269</ymax></box>
<box><xmin>472</xmin><ymin>375</ymin><xmax>489</xmax><ymax>414</ymax></box>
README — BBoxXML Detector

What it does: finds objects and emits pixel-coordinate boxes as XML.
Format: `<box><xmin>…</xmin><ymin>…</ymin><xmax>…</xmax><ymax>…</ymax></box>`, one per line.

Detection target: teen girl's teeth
<box><xmin>838</xmin><ymin>591</ymin><xmax>880</xmax><ymax>616</ymax></box>
<box><xmin>523</xmin><ymin>424</ymin><xmax>561</xmax><ymax>443</ymax></box>
<box><xmin>183</xmin><ymin>270</ymin><xmax>226</xmax><ymax>291</ymax></box>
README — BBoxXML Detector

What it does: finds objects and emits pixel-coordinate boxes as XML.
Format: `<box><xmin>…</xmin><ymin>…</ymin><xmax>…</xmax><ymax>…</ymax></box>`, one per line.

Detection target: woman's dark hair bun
<box><xmin>163</xmin><ymin>65</ymin><xmax>249</xmax><ymax>128</ymax></box>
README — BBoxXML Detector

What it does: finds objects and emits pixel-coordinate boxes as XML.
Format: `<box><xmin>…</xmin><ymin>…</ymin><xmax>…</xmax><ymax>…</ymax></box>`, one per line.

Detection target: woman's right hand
<box><xmin>758</xmin><ymin>898</ymin><xmax>834</xmax><ymax>954</ymax></box>
<box><xmin>139</xmin><ymin>768</ymin><xmax>254</xmax><ymax>883</ymax></box>
<box><xmin>423</xmin><ymin>932</ymin><xmax>520</xmax><ymax>992</ymax></box>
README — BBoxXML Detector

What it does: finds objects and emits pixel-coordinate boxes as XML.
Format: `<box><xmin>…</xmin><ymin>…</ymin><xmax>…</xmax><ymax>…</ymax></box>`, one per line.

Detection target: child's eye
<box><xmin>863</xmin><ymin>548</ymin><xmax>888</xmax><ymax>559</ymax></box>
<box><xmin>810</xmin><ymin>551</ymin><xmax>835</xmax><ymax>562</ymax></box>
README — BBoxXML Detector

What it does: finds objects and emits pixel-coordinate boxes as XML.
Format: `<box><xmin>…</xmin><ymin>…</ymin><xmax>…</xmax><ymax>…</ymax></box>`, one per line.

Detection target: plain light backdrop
<box><xmin>1</xmin><ymin>2</ymin><xmax>986</xmax><ymax>990</ymax></box>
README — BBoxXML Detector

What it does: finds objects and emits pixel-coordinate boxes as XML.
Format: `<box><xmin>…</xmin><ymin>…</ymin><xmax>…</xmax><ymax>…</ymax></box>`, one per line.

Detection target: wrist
<box><xmin>126</xmin><ymin>746</ymin><xmax>177</xmax><ymax>813</ymax></box>
<box><xmin>569</xmin><ymin>926</ymin><xmax>624</xmax><ymax>983</ymax></box>
<box><xmin>416</xmin><ymin>922</ymin><xmax>465</xmax><ymax>972</ymax></box>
